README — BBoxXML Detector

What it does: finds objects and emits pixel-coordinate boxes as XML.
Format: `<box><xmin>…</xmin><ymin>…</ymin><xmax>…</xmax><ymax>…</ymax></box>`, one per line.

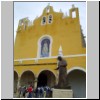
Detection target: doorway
<box><xmin>37</xmin><ymin>70</ymin><xmax>56</xmax><ymax>88</ymax></box>
<box><xmin>37</xmin><ymin>73</ymin><xmax>47</xmax><ymax>87</ymax></box>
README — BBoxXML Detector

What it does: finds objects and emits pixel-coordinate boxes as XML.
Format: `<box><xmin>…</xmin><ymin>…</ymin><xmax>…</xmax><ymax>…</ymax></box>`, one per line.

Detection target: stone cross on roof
<box><xmin>60</xmin><ymin>9</ymin><xmax>62</xmax><ymax>13</ymax></box>
<box><xmin>46</xmin><ymin>3</ymin><xmax>50</xmax><ymax>13</ymax></box>
<box><xmin>72</xmin><ymin>4</ymin><xmax>75</xmax><ymax>8</ymax></box>
<box><xmin>47</xmin><ymin>3</ymin><xmax>50</xmax><ymax>7</ymax></box>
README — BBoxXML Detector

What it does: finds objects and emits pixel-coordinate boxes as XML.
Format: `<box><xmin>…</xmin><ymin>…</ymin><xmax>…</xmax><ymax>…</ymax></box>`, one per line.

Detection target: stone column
<box><xmin>17</xmin><ymin>77</ymin><xmax>21</xmax><ymax>89</ymax></box>
<box><xmin>34</xmin><ymin>77</ymin><xmax>38</xmax><ymax>90</ymax></box>
<box><xmin>16</xmin><ymin>77</ymin><xmax>21</xmax><ymax>98</ymax></box>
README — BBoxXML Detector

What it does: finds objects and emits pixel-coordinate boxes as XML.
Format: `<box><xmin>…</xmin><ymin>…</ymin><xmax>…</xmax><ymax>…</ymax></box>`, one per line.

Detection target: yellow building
<box><xmin>14</xmin><ymin>4</ymin><xmax>86</xmax><ymax>98</ymax></box>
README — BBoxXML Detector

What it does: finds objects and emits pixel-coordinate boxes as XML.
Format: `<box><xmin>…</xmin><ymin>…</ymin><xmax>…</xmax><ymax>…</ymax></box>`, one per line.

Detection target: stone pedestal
<box><xmin>53</xmin><ymin>89</ymin><xmax>73</xmax><ymax>98</ymax></box>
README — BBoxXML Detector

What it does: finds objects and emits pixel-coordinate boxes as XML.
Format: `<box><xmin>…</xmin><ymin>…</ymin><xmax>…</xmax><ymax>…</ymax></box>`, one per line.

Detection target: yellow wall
<box><xmin>14</xmin><ymin>6</ymin><xmax>86</xmax><ymax>77</ymax></box>
<box><xmin>14</xmin><ymin>56</ymin><xmax>86</xmax><ymax>77</ymax></box>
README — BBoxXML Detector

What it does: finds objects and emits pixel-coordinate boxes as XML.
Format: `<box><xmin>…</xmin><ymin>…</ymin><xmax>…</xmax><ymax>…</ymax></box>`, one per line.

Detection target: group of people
<box><xmin>35</xmin><ymin>86</ymin><xmax>52</xmax><ymax>98</ymax></box>
<box><xmin>18</xmin><ymin>85</ymin><xmax>52</xmax><ymax>98</ymax></box>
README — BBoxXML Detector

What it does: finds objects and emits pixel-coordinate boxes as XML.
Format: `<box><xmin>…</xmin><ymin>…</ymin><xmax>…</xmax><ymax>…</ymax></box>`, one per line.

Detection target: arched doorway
<box><xmin>20</xmin><ymin>71</ymin><xmax>35</xmax><ymax>87</ymax></box>
<box><xmin>14</xmin><ymin>71</ymin><xmax>18</xmax><ymax>93</ymax></box>
<box><xmin>67</xmin><ymin>69</ymin><xmax>86</xmax><ymax>98</ymax></box>
<box><xmin>37</xmin><ymin>70</ymin><xmax>56</xmax><ymax>88</ymax></box>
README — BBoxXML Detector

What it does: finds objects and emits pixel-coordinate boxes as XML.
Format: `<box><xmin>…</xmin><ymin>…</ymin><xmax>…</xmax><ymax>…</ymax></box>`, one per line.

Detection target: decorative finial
<box><xmin>31</xmin><ymin>20</ymin><xmax>33</xmax><ymax>25</ymax></box>
<box><xmin>65</xmin><ymin>12</ymin><xmax>68</xmax><ymax>17</ymax></box>
<box><xmin>72</xmin><ymin>4</ymin><xmax>75</xmax><ymax>8</ymax></box>
<box><xmin>48</xmin><ymin>3</ymin><xmax>50</xmax><ymax>7</ymax></box>
<box><xmin>60</xmin><ymin>9</ymin><xmax>62</xmax><ymax>13</ymax></box>
<box><xmin>36</xmin><ymin>16</ymin><xmax>38</xmax><ymax>19</ymax></box>
<box><xmin>62</xmin><ymin>13</ymin><xmax>65</xmax><ymax>19</ymax></box>
<box><xmin>46</xmin><ymin>3</ymin><xmax>50</xmax><ymax>13</ymax></box>
<box><xmin>58</xmin><ymin>45</ymin><xmax>63</xmax><ymax>57</ymax></box>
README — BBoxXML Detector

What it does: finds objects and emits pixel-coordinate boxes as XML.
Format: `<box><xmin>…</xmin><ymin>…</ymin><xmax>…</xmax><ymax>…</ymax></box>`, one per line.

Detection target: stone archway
<box><xmin>14</xmin><ymin>71</ymin><xmax>18</xmax><ymax>93</ymax></box>
<box><xmin>67</xmin><ymin>69</ymin><xmax>86</xmax><ymax>98</ymax></box>
<box><xmin>20</xmin><ymin>71</ymin><xmax>35</xmax><ymax>87</ymax></box>
<box><xmin>37</xmin><ymin>70</ymin><xmax>56</xmax><ymax>88</ymax></box>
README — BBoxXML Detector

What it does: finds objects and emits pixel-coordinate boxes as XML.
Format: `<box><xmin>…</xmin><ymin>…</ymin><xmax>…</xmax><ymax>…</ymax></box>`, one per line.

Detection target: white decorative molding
<box><xmin>19</xmin><ymin>59</ymin><xmax>22</xmax><ymax>64</ymax></box>
<box><xmin>34</xmin><ymin>58</ymin><xmax>38</xmax><ymax>63</ymax></box>
<box><xmin>14</xmin><ymin>54</ymin><xmax>86</xmax><ymax>62</ymax></box>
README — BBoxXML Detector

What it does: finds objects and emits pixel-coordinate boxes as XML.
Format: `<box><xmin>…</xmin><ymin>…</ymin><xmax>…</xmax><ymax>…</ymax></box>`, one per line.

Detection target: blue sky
<box><xmin>14</xmin><ymin>2</ymin><xmax>86</xmax><ymax>41</ymax></box>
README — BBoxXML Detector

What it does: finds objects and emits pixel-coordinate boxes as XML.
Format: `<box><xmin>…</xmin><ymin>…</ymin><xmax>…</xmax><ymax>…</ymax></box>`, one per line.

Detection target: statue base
<box><xmin>52</xmin><ymin>89</ymin><xmax>73</xmax><ymax>98</ymax></box>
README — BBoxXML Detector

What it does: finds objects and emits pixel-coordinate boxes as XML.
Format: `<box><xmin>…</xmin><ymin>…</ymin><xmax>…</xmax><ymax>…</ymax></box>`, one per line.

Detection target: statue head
<box><xmin>57</xmin><ymin>56</ymin><xmax>62</xmax><ymax>61</ymax></box>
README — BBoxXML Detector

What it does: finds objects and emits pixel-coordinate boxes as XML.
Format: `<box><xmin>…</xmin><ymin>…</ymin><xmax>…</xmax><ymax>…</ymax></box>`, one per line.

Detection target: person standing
<box><xmin>38</xmin><ymin>87</ymin><xmax>40</xmax><ymax>98</ymax></box>
<box><xmin>27</xmin><ymin>85</ymin><xmax>33</xmax><ymax>98</ymax></box>
<box><xmin>35</xmin><ymin>87</ymin><xmax>38</xmax><ymax>98</ymax></box>
<box><xmin>40</xmin><ymin>87</ymin><xmax>44</xmax><ymax>98</ymax></box>
<box><xmin>23</xmin><ymin>86</ymin><xmax>27</xmax><ymax>98</ymax></box>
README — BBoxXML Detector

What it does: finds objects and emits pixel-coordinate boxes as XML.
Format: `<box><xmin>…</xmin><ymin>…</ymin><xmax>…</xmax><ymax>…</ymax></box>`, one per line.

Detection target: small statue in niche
<box><xmin>41</xmin><ymin>41</ymin><xmax>49</xmax><ymax>57</ymax></box>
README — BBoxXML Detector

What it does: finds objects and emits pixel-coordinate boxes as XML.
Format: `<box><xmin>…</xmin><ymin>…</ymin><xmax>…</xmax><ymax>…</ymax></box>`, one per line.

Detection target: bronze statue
<box><xmin>54</xmin><ymin>56</ymin><xmax>71</xmax><ymax>89</ymax></box>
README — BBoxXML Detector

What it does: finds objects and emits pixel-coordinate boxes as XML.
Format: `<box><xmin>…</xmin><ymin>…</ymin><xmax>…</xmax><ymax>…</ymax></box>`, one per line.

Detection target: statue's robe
<box><xmin>55</xmin><ymin>59</ymin><xmax>70</xmax><ymax>89</ymax></box>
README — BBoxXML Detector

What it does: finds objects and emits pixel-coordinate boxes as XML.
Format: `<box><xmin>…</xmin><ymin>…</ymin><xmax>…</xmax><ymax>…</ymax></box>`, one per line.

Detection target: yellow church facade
<box><xmin>14</xmin><ymin>4</ymin><xmax>86</xmax><ymax>98</ymax></box>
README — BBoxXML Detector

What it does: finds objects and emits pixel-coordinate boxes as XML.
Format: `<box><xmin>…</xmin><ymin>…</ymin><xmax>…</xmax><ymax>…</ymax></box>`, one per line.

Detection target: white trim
<box><xmin>37</xmin><ymin>35</ymin><xmax>53</xmax><ymax>58</ymax></box>
<box><xmin>67</xmin><ymin>67</ymin><xmax>86</xmax><ymax>75</ymax></box>
<box><xmin>14</xmin><ymin>54</ymin><xmax>86</xmax><ymax>62</ymax></box>
<box><xmin>64</xmin><ymin>54</ymin><xmax>86</xmax><ymax>58</ymax></box>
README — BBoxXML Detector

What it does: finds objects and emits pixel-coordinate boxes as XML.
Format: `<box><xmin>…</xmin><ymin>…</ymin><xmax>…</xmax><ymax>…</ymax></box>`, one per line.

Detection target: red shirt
<box><xmin>27</xmin><ymin>87</ymin><xmax>33</xmax><ymax>93</ymax></box>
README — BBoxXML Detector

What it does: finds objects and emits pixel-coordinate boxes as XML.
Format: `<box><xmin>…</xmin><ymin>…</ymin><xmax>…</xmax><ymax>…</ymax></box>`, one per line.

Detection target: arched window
<box><xmin>37</xmin><ymin>35</ymin><xmax>53</xmax><ymax>58</ymax></box>
<box><xmin>41</xmin><ymin>16</ymin><xmax>46</xmax><ymax>25</ymax></box>
<box><xmin>48</xmin><ymin>15</ymin><xmax>53</xmax><ymax>24</ymax></box>
<box><xmin>72</xmin><ymin>11</ymin><xmax>76</xmax><ymax>18</ymax></box>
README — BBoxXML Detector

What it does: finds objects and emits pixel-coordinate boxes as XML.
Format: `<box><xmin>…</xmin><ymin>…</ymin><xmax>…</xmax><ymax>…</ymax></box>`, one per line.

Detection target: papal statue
<box><xmin>54</xmin><ymin>56</ymin><xmax>71</xmax><ymax>89</ymax></box>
